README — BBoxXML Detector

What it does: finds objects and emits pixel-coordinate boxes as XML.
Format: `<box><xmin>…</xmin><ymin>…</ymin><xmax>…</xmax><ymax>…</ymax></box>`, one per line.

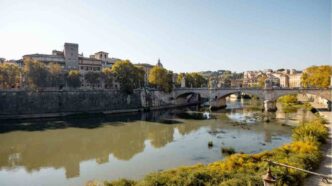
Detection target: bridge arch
<box><xmin>174</xmin><ymin>92</ymin><xmax>202</xmax><ymax>105</ymax></box>
<box><xmin>212</xmin><ymin>90</ymin><xmax>265</xmax><ymax>101</ymax></box>
<box><xmin>175</xmin><ymin>92</ymin><xmax>198</xmax><ymax>99</ymax></box>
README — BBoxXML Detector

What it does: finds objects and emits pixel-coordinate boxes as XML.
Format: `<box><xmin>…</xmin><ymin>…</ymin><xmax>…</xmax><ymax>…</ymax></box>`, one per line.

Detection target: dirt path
<box><xmin>304</xmin><ymin>110</ymin><xmax>332</xmax><ymax>186</ymax></box>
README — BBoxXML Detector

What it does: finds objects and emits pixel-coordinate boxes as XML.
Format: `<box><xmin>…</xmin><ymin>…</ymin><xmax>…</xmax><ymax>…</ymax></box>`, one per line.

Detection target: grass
<box><xmin>89</xmin><ymin>115</ymin><xmax>328</xmax><ymax>186</ymax></box>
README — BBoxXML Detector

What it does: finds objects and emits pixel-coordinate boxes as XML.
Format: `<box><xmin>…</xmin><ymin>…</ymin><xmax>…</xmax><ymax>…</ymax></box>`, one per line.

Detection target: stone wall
<box><xmin>0</xmin><ymin>90</ymin><xmax>142</xmax><ymax>118</ymax></box>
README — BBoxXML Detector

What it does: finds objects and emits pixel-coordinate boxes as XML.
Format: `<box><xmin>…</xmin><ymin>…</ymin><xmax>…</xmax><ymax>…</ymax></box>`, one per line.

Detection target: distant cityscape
<box><xmin>0</xmin><ymin>42</ymin><xmax>307</xmax><ymax>90</ymax></box>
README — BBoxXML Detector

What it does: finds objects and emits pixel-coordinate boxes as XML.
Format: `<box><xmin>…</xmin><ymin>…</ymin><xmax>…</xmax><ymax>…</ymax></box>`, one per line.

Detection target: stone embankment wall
<box><xmin>0</xmin><ymin>90</ymin><xmax>142</xmax><ymax>119</ymax></box>
<box><xmin>0</xmin><ymin>89</ymin><xmax>203</xmax><ymax>119</ymax></box>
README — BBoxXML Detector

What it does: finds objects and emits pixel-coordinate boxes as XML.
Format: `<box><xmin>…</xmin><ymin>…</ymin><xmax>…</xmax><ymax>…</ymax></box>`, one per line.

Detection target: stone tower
<box><xmin>64</xmin><ymin>43</ymin><xmax>79</xmax><ymax>70</ymax></box>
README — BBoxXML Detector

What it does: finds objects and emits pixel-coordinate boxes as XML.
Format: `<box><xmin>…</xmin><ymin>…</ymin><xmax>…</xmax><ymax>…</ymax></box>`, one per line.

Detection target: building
<box><xmin>90</xmin><ymin>51</ymin><xmax>119</xmax><ymax>69</ymax></box>
<box><xmin>289</xmin><ymin>73</ymin><xmax>302</xmax><ymax>88</ymax></box>
<box><xmin>23</xmin><ymin>43</ymin><xmax>79</xmax><ymax>69</ymax></box>
<box><xmin>22</xmin><ymin>43</ymin><xmax>121</xmax><ymax>89</ymax></box>
<box><xmin>272</xmin><ymin>73</ymin><xmax>289</xmax><ymax>88</ymax></box>
<box><xmin>265</xmin><ymin>74</ymin><xmax>280</xmax><ymax>88</ymax></box>
<box><xmin>23</xmin><ymin>43</ymin><xmax>118</xmax><ymax>70</ymax></box>
<box><xmin>243</xmin><ymin>71</ymin><xmax>264</xmax><ymax>87</ymax></box>
<box><xmin>230</xmin><ymin>79</ymin><xmax>243</xmax><ymax>88</ymax></box>
<box><xmin>278</xmin><ymin>74</ymin><xmax>289</xmax><ymax>88</ymax></box>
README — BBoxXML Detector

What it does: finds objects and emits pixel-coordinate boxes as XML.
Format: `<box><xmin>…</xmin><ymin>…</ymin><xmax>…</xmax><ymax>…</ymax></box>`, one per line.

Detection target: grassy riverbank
<box><xmin>88</xmin><ymin>113</ymin><xmax>328</xmax><ymax>186</ymax></box>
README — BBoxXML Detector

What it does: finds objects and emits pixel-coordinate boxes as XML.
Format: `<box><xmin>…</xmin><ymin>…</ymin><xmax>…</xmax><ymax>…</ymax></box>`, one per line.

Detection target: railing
<box><xmin>173</xmin><ymin>87</ymin><xmax>332</xmax><ymax>91</ymax></box>
<box><xmin>264</xmin><ymin>159</ymin><xmax>332</xmax><ymax>184</ymax></box>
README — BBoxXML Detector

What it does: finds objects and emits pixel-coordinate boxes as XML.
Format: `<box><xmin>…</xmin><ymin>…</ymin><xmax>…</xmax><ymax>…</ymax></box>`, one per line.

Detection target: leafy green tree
<box><xmin>23</xmin><ymin>60</ymin><xmax>50</xmax><ymax>88</ymax></box>
<box><xmin>176</xmin><ymin>72</ymin><xmax>207</xmax><ymax>88</ymax></box>
<box><xmin>84</xmin><ymin>72</ymin><xmax>101</xmax><ymax>88</ymax></box>
<box><xmin>111</xmin><ymin>60</ymin><xmax>144</xmax><ymax>93</ymax></box>
<box><xmin>148</xmin><ymin>66</ymin><xmax>173</xmax><ymax>92</ymax></box>
<box><xmin>66</xmin><ymin>70</ymin><xmax>81</xmax><ymax>88</ymax></box>
<box><xmin>0</xmin><ymin>63</ymin><xmax>21</xmax><ymax>89</ymax></box>
<box><xmin>189</xmin><ymin>73</ymin><xmax>208</xmax><ymax>87</ymax></box>
<box><xmin>301</xmin><ymin>65</ymin><xmax>332</xmax><ymax>88</ymax></box>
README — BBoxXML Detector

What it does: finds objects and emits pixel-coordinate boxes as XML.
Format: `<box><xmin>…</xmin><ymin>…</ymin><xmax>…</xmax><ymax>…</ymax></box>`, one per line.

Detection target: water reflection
<box><xmin>0</xmin><ymin>99</ymin><xmax>302</xmax><ymax>186</ymax></box>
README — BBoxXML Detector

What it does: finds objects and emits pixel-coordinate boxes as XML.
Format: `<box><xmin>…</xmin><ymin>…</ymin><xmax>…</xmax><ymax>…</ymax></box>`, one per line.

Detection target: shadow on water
<box><xmin>0</xmin><ymin>106</ymin><xmax>213</xmax><ymax>133</ymax></box>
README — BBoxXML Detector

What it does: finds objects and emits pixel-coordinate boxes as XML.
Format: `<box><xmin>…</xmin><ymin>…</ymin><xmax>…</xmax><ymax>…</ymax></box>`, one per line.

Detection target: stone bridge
<box><xmin>143</xmin><ymin>88</ymin><xmax>332</xmax><ymax>111</ymax></box>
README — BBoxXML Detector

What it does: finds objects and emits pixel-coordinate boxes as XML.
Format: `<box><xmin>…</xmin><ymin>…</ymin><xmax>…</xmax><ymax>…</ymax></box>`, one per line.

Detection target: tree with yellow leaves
<box><xmin>148</xmin><ymin>66</ymin><xmax>173</xmax><ymax>92</ymax></box>
<box><xmin>301</xmin><ymin>65</ymin><xmax>332</xmax><ymax>88</ymax></box>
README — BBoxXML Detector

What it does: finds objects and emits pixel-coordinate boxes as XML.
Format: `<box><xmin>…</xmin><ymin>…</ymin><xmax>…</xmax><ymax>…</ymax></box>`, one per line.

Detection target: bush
<box><xmin>105</xmin><ymin>179</ymin><xmax>136</xmax><ymax>186</ymax></box>
<box><xmin>292</xmin><ymin>118</ymin><xmax>329</xmax><ymax>143</ymax></box>
<box><xmin>278</xmin><ymin>95</ymin><xmax>298</xmax><ymax>105</ymax></box>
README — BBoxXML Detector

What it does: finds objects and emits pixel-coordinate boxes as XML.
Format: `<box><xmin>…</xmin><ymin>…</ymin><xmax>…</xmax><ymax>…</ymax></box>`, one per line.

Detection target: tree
<box><xmin>301</xmin><ymin>65</ymin><xmax>332</xmax><ymax>88</ymax></box>
<box><xmin>48</xmin><ymin>63</ymin><xmax>64</xmax><ymax>88</ymax></box>
<box><xmin>23</xmin><ymin>60</ymin><xmax>50</xmax><ymax>88</ymax></box>
<box><xmin>148</xmin><ymin>66</ymin><xmax>173</xmax><ymax>92</ymax></box>
<box><xmin>257</xmin><ymin>74</ymin><xmax>267</xmax><ymax>88</ymax></box>
<box><xmin>84</xmin><ymin>72</ymin><xmax>101</xmax><ymax>88</ymax></box>
<box><xmin>176</xmin><ymin>72</ymin><xmax>207</xmax><ymax>88</ymax></box>
<box><xmin>102</xmin><ymin>67</ymin><xmax>114</xmax><ymax>89</ymax></box>
<box><xmin>176</xmin><ymin>73</ymin><xmax>185</xmax><ymax>87</ymax></box>
<box><xmin>0</xmin><ymin>63</ymin><xmax>21</xmax><ymax>89</ymax></box>
<box><xmin>111</xmin><ymin>60</ymin><xmax>144</xmax><ymax>93</ymax></box>
<box><xmin>189</xmin><ymin>73</ymin><xmax>208</xmax><ymax>87</ymax></box>
<box><xmin>66</xmin><ymin>70</ymin><xmax>81</xmax><ymax>88</ymax></box>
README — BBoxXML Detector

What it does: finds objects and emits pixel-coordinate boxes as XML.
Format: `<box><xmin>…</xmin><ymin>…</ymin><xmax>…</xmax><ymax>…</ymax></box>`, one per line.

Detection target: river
<box><xmin>0</xmin><ymin>98</ymin><xmax>315</xmax><ymax>186</ymax></box>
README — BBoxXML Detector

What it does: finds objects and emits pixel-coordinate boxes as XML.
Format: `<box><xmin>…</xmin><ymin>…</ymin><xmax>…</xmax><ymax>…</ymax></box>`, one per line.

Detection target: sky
<box><xmin>0</xmin><ymin>0</ymin><xmax>331</xmax><ymax>73</ymax></box>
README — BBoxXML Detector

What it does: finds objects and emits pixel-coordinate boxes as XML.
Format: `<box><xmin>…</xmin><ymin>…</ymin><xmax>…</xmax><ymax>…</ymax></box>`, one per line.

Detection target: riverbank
<box><xmin>304</xmin><ymin>108</ymin><xmax>332</xmax><ymax>185</ymax></box>
<box><xmin>88</xmin><ymin>110</ymin><xmax>329</xmax><ymax>185</ymax></box>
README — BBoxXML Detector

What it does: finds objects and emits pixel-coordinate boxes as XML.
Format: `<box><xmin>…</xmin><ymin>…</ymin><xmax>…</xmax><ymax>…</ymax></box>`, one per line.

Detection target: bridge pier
<box><xmin>210</xmin><ymin>97</ymin><xmax>227</xmax><ymax>110</ymax></box>
<box><xmin>264</xmin><ymin>100</ymin><xmax>277</xmax><ymax>112</ymax></box>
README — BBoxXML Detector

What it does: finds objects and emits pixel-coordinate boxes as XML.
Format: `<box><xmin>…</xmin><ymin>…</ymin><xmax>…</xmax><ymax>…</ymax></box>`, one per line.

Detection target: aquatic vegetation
<box><xmin>278</xmin><ymin>95</ymin><xmax>298</xmax><ymax>105</ymax></box>
<box><xmin>221</xmin><ymin>147</ymin><xmax>236</xmax><ymax>155</ymax></box>
<box><xmin>97</xmin><ymin>116</ymin><xmax>328</xmax><ymax>186</ymax></box>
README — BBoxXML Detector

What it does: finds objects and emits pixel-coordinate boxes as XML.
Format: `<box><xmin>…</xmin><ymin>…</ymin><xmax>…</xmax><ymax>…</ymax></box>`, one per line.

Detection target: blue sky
<box><xmin>0</xmin><ymin>0</ymin><xmax>330</xmax><ymax>72</ymax></box>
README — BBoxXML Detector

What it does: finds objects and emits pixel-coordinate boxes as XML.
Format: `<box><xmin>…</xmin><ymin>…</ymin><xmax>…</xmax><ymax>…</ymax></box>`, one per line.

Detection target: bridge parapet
<box><xmin>171</xmin><ymin>87</ymin><xmax>331</xmax><ymax>111</ymax></box>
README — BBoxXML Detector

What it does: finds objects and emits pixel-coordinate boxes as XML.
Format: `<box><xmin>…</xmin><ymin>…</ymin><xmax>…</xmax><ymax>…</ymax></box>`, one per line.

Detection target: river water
<box><xmin>0</xmin><ymin>98</ymin><xmax>314</xmax><ymax>186</ymax></box>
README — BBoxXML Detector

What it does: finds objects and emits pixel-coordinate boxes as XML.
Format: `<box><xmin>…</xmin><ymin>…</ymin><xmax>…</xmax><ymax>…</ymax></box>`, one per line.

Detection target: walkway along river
<box><xmin>0</xmin><ymin>98</ymin><xmax>316</xmax><ymax>186</ymax></box>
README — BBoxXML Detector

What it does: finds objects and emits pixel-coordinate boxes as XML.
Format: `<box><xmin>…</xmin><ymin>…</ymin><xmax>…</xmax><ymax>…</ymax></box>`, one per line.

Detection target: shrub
<box><xmin>105</xmin><ymin>179</ymin><xmax>136</xmax><ymax>186</ymax></box>
<box><xmin>278</xmin><ymin>95</ymin><xmax>298</xmax><ymax>104</ymax></box>
<box><xmin>292</xmin><ymin>118</ymin><xmax>329</xmax><ymax>143</ymax></box>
